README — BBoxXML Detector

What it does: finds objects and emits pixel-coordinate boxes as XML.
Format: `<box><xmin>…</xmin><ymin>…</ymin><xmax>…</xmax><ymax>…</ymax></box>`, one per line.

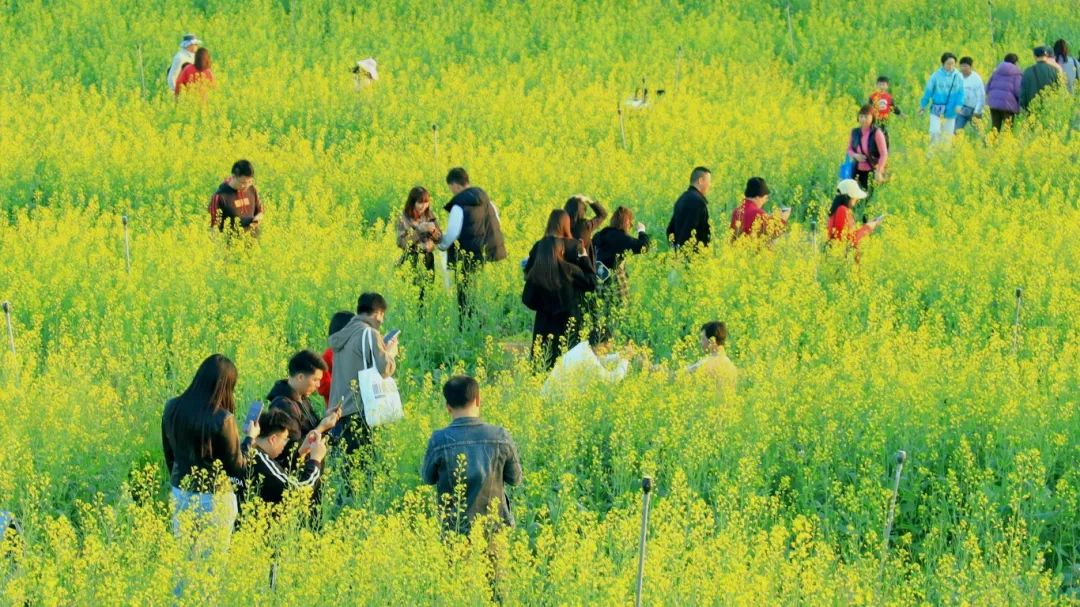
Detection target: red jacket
<box><xmin>175</xmin><ymin>65</ymin><xmax>214</xmax><ymax>96</ymax></box>
<box><xmin>730</xmin><ymin>199</ymin><xmax>785</xmax><ymax>239</ymax></box>
<box><xmin>827</xmin><ymin>205</ymin><xmax>872</xmax><ymax>246</ymax></box>
<box><xmin>317</xmin><ymin>348</ymin><xmax>334</xmax><ymax>404</ymax></box>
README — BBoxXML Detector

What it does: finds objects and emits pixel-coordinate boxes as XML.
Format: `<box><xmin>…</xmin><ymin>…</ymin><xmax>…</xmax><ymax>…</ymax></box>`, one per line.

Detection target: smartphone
<box><xmin>384</xmin><ymin>329</ymin><xmax>401</xmax><ymax>344</ymax></box>
<box><xmin>244</xmin><ymin>401</ymin><xmax>263</xmax><ymax>427</ymax></box>
<box><xmin>780</xmin><ymin>207</ymin><xmax>792</xmax><ymax>213</ymax></box>
<box><xmin>874</xmin><ymin>214</ymin><xmax>886</xmax><ymax>223</ymax></box>
<box><xmin>595</xmin><ymin>261</ymin><xmax>612</xmax><ymax>283</ymax></box>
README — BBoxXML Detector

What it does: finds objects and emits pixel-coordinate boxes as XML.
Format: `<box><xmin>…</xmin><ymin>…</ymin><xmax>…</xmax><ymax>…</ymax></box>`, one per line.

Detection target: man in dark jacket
<box><xmin>422</xmin><ymin>376</ymin><xmax>523</xmax><ymax>535</ymax></box>
<box><xmin>666</xmin><ymin>166</ymin><xmax>713</xmax><ymax>250</ymax></box>
<box><xmin>241</xmin><ymin>409</ymin><xmax>325</xmax><ymax>507</ymax></box>
<box><xmin>1021</xmin><ymin>46</ymin><xmax>1063</xmax><ymax>110</ymax></box>
<box><xmin>438</xmin><ymin>167</ymin><xmax>507</xmax><ymax>329</ymax></box>
<box><xmin>267</xmin><ymin>350</ymin><xmax>340</xmax><ymax>467</ymax></box>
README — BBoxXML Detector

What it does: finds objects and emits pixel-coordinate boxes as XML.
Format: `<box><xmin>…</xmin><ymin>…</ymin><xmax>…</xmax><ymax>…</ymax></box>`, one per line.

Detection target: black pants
<box><xmin>330</xmin><ymin>414</ymin><xmax>371</xmax><ymax>455</ymax></box>
<box><xmin>450</xmin><ymin>257</ymin><xmax>481</xmax><ymax>331</ymax></box>
<box><xmin>532</xmin><ymin>310</ymin><xmax>572</xmax><ymax>369</ymax></box>
<box><xmin>403</xmin><ymin>250</ymin><xmax>435</xmax><ymax>305</ymax></box>
<box><xmin>855</xmin><ymin>169</ymin><xmax>872</xmax><ymax>191</ymax></box>
<box><xmin>990</xmin><ymin>109</ymin><xmax>1016</xmax><ymax>131</ymax></box>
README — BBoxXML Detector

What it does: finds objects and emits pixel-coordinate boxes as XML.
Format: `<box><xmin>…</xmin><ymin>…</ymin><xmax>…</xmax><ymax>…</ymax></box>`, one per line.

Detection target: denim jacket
<box><xmin>421</xmin><ymin>416</ymin><xmax>523</xmax><ymax>533</ymax></box>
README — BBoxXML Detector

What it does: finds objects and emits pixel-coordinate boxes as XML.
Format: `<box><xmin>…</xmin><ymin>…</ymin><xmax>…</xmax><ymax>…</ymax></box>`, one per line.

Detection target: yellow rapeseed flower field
<box><xmin>0</xmin><ymin>0</ymin><xmax>1079</xmax><ymax>604</ymax></box>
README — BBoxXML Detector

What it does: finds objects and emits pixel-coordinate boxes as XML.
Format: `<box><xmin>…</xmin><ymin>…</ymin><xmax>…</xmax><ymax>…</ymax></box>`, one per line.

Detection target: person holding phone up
<box><xmin>267</xmin><ymin>350</ymin><xmax>342</xmax><ymax>468</ymax></box>
<box><xmin>240</xmin><ymin>409</ymin><xmax>326</xmax><ymax>507</ymax></box>
<box><xmin>327</xmin><ymin>292</ymin><xmax>398</xmax><ymax>454</ymax></box>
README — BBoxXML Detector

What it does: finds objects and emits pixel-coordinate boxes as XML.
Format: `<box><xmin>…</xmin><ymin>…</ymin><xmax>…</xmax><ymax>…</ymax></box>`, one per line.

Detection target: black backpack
<box><xmin>850</xmin><ymin>126</ymin><xmax>881</xmax><ymax>167</ymax></box>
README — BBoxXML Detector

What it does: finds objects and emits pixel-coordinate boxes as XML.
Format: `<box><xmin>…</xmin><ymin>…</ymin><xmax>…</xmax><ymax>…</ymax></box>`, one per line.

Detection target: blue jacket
<box><xmin>920</xmin><ymin>68</ymin><xmax>965</xmax><ymax>119</ymax></box>
<box><xmin>422</xmin><ymin>416</ymin><xmax>523</xmax><ymax>533</ymax></box>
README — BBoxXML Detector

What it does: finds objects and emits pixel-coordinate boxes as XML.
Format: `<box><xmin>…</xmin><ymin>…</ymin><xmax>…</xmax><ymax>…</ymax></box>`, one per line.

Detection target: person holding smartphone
<box><xmin>161</xmin><ymin>354</ymin><xmax>258</xmax><ymax>539</ymax></box>
<box><xmin>328</xmin><ymin>292</ymin><xmax>398</xmax><ymax>453</ymax></box>
<box><xmin>828</xmin><ymin>179</ymin><xmax>883</xmax><ymax>248</ymax></box>
<box><xmin>267</xmin><ymin>350</ymin><xmax>342</xmax><ymax>468</ymax></box>
<box><xmin>240</xmin><ymin>409</ymin><xmax>326</xmax><ymax>508</ymax></box>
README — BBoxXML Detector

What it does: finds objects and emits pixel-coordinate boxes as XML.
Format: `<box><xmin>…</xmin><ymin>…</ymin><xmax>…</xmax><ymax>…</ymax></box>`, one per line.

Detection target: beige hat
<box><xmin>356</xmin><ymin>58</ymin><xmax>378</xmax><ymax>80</ymax></box>
<box><xmin>837</xmin><ymin>179</ymin><xmax>868</xmax><ymax>200</ymax></box>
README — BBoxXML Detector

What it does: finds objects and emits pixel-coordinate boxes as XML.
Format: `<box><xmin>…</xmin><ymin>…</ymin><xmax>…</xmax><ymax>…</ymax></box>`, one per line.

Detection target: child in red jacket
<box><xmin>868</xmin><ymin>76</ymin><xmax>902</xmax><ymax>145</ymax></box>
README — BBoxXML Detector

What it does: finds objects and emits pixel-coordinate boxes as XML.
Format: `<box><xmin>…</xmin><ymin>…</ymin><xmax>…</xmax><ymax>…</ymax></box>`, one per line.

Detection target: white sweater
<box><xmin>961</xmin><ymin>72</ymin><xmax>986</xmax><ymax>114</ymax></box>
<box><xmin>167</xmin><ymin>47</ymin><xmax>196</xmax><ymax>92</ymax></box>
<box><xmin>541</xmin><ymin>342</ymin><xmax>629</xmax><ymax>399</ymax></box>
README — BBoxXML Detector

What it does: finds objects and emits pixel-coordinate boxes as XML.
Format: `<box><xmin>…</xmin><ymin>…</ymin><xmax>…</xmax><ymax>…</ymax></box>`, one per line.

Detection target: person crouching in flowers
<box><xmin>685</xmin><ymin>321</ymin><xmax>737</xmax><ymax>395</ymax></box>
<box><xmin>396</xmin><ymin>186</ymin><xmax>442</xmax><ymax>305</ymax></box>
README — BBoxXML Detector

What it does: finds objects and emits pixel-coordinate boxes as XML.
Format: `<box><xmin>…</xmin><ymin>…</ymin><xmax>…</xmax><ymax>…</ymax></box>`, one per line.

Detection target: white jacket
<box><xmin>960</xmin><ymin>72</ymin><xmax>986</xmax><ymax>115</ymax></box>
<box><xmin>167</xmin><ymin>47</ymin><xmax>196</xmax><ymax>92</ymax></box>
<box><xmin>541</xmin><ymin>341</ymin><xmax>629</xmax><ymax>400</ymax></box>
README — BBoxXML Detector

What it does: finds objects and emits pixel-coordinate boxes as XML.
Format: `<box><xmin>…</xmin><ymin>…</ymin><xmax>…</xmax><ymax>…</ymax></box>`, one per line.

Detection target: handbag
<box><xmin>358</xmin><ymin>328</ymin><xmax>403</xmax><ymax>427</ymax></box>
<box><xmin>839</xmin><ymin>156</ymin><xmax>855</xmax><ymax>179</ymax></box>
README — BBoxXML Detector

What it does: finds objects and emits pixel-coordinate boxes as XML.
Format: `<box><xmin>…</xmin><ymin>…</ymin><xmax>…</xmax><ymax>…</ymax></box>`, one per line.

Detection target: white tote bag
<box><xmin>358</xmin><ymin>328</ymin><xmax>404</xmax><ymax>427</ymax></box>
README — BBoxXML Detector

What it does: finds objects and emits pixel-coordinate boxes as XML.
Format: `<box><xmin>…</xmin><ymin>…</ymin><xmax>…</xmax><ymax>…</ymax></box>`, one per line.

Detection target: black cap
<box><xmin>1034</xmin><ymin>46</ymin><xmax>1052</xmax><ymax>58</ymax></box>
<box><xmin>744</xmin><ymin>177</ymin><xmax>770</xmax><ymax>198</ymax></box>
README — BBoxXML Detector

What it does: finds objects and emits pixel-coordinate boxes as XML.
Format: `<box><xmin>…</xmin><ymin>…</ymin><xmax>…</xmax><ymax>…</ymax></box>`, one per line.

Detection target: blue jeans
<box><xmin>170</xmin><ymin>487</ymin><xmax>237</xmax><ymax>541</ymax></box>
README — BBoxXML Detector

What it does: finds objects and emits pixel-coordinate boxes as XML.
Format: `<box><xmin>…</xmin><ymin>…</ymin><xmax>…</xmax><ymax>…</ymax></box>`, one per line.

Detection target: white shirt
<box><xmin>437</xmin><ymin>199</ymin><xmax>501</xmax><ymax>250</ymax></box>
<box><xmin>167</xmin><ymin>47</ymin><xmax>196</xmax><ymax>92</ymax></box>
<box><xmin>541</xmin><ymin>341</ymin><xmax>629</xmax><ymax>399</ymax></box>
<box><xmin>961</xmin><ymin>72</ymin><xmax>986</xmax><ymax>114</ymax></box>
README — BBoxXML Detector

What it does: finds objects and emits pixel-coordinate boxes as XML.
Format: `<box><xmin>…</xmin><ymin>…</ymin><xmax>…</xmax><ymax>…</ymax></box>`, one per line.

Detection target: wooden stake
<box><xmin>122</xmin><ymin>215</ymin><xmax>131</xmax><ymax>274</ymax></box>
<box><xmin>432</xmin><ymin>124</ymin><xmax>439</xmax><ymax>176</ymax></box>
<box><xmin>617</xmin><ymin>105</ymin><xmax>627</xmax><ymax>150</ymax></box>
<box><xmin>786</xmin><ymin>3</ymin><xmax>796</xmax><ymax>50</ymax></box>
<box><xmin>2</xmin><ymin>301</ymin><xmax>14</xmax><ymax>356</ymax></box>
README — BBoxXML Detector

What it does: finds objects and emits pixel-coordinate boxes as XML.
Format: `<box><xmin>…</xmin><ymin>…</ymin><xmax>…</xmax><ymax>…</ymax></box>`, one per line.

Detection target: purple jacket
<box><xmin>986</xmin><ymin>62</ymin><xmax>1022</xmax><ymax>114</ymax></box>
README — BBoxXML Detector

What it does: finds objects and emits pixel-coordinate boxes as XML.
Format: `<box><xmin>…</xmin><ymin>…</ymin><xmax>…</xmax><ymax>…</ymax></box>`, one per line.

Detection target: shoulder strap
<box><xmin>361</xmin><ymin>328</ymin><xmax>376</xmax><ymax>370</ymax></box>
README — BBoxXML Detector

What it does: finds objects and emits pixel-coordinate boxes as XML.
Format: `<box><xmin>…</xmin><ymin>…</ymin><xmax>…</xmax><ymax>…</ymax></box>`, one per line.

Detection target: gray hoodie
<box><xmin>328</xmin><ymin>314</ymin><xmax>397</xmax><ymax>419</ymax></box>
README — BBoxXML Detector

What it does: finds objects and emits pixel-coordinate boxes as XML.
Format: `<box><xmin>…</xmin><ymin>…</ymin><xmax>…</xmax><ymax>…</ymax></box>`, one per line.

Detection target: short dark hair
<box><xmin>940</xmin><ymin>52</ymin><xmax>957</xmax><ymax>64</ymax></box>
<box><xmin>959</xmin><ymin>56</ymin><xmax>973</xmax><ymax>67</ymax></box>
<box><xmin>258</xmin><ymin>408</ymin><xmax>299</xmax><ymax>438</ymax></box>
<box><xmin>1004</xmin><ymin>53</ymin><xmax>1019</xmax><ymax>65</ymax></box>
<box><xmin>356</xmin><ymin>292</ymin><xmax>387</xmax><ymax>315</ymax></box>
<box><xmin>443</xmin><ymin>376</ymin><xmax>480</xmax><ymax>409</ymax></box>
<box><xmin>328</xmin><ymin>311</ymin><xmax>353</xmax><ymax>338</ymax></box>
<box><xmin>701</xmin><ymin>321</ymin><xmax>727</xmax><ymax>346</ymax></box>
<box><xmin>876</xmin><ymin>76</ymin><xmax>890</xmax><ymax>83</ymax></box>
<box><xmin>690</xmin><ymin>166</ymin><xmax>711</xmax><ymax>185</ymax></box>
<box><xmin>231</xmin><ymin>159</ymin><xmax>254</xmax><ymax>178</ymax></box>
<box><xmin>445</xmin><ymin>167</ymin><xmax>470</xmax><ymax>186</ymax></box>
<box><xmin>288</xmin><ymin>349</ymin><xmax>328</xmax><ymax>376</ymax></box>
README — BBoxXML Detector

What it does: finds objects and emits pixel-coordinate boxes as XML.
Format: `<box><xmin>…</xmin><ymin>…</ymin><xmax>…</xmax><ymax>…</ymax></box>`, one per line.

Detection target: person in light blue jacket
<box><xmin>918</xmin><ymin>53</ymin><xmax>966</xmax><ymax>144</ymax></box>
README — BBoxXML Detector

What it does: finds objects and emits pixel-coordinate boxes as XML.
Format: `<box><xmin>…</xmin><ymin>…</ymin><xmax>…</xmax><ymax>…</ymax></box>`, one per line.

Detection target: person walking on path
<box><xmin>985</xmin><ymin>54</ymin><xmax>1023</xmax><ymax>131</ymax></box>
<box><xmin>918</xmin><ymin>53</ymin><xmax>965</xmax><ymax>144</ymax></box>
<box><xmin>955</xmin><ymin>57</ymin><xmax>985</xmax><ymax>130</ymax></box>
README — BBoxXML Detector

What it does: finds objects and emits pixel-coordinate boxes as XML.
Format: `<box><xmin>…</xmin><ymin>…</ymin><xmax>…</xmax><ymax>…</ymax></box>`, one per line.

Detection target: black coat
<box><xmin>593</xmin><ymin>226</ymin><xmax>650</xmax><ymax>270</ymax></box>
<box><xmin>666</xmin><ymin>186</ymin><xmax>711</xmax><ymax>248</ymax></box>
<box><xmin>521</xmin><ymin>237</ymin><xmax>596</xmax><ymax>317</ymax></box>
<box><xmin>267</xmin><ymin>380</ymin><xmax>319</xmax><ymax>468</ymax></box>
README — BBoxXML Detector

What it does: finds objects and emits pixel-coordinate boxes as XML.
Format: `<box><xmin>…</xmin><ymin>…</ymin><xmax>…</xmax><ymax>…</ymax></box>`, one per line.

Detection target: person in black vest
<box><xmin>846</xmin><ymin>105</ymin><xmax>889</xmax><ymax>191</ymax></box>
<box><xmin>666</xmin><ymin>166</ymin><xmax>712</xmax><ymax>251</ymax></box>
<box><xmin>593</xmin><ymin>206</ymin><xmax>650</xmax><ymax>319</ymax></box>
<box><xmin>438</xmin><ymin>167</ymin><xmax>507</xmax><ymax>329</ymax></box>
<box><xmin>522</xmin><ymin>210</ymin><xmax>596</xmax><ymax>368</ymax></box>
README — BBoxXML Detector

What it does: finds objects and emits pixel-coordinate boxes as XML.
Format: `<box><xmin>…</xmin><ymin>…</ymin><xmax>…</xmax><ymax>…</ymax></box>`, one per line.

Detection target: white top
<box><xmin>167</xmin><ymin>47</ymin><xmax>195</xmax><ymax>91</ymax></box>
<box><xmin>961</xmin><ymin>72</ymin><xmax>986</xmax><ymax>114</ymax></box>
<box><xmin>437</xmin><ymin>200</ymin><xmax>501</xmax><ymax>250</ymax></box>
<box><xmin>541</xmin><ymin>341</ymin><xmax>629</xmax><ymax>399</ymax></box>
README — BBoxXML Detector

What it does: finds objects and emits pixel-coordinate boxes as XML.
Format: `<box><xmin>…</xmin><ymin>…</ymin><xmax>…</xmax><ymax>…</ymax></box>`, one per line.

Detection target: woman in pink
<box><xmin>175</xmin><ymin>48</ymin><xmax>214</xmax><ymax>96</ymax></box>
<box><xmin>846</xmin><ymin>104</ymin><xmax>888</xmax><ymax>191</ymax></box>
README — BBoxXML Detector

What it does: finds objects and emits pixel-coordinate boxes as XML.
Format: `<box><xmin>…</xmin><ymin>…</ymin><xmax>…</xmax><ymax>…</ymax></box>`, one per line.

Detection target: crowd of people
<box><xmin>47</xmin><ymin>33</ymin><xmax>1064</xmax><ymax>586</ymax></box>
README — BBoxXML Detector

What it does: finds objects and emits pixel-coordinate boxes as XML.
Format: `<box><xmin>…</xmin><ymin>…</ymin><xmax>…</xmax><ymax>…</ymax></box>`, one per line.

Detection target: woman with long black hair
<box><xmin>522</xmin><ymin>210</ymin><xmax>597</xmax><ymax>368</ymax></box>
<box><xmin>162</xmin><ymin>353</ymin><xmax>256</xmax><ymax>536</ymax></box>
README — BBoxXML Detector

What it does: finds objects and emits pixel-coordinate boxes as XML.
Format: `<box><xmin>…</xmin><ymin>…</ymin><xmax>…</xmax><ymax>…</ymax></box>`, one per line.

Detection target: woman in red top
<box><xmin>318</xmin><ymin>311</ymin><xmax>355</xmax><ymax>405</ymax></box>
<box><xmin>175</xmin><ymin>48</ymin><xmax>214</xmax><ymax>96</ymax></box>
<box><xmin>828</xmin><ymin>179</ymin><xmax>882</xmax><ymax>247</ymax></box>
